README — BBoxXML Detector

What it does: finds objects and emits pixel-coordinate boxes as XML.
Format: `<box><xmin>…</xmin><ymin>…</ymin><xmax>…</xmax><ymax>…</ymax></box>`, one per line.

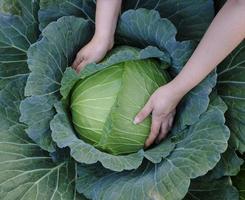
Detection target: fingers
<box><xmin>156</xmin><ymin>120</ymin><xmax>170</xmax><ymax>143</ymax></box>
<box><xmin>72</xmin><ymin>54</ymin><xmax>89</xmax><ymax>73</ymax></box>
<box><xmin>145</xmin><ymin>115</ymin><xmax>162</xmax><ymax>148</ymax></box>
<box><xmin>168</xmin><ymin>113</ymin><xmax>174</xmax><ymax>128</ymax></box>
<box><xmin>72</xmin><ymin>55</ymin><xmax>84</xmax><ymax>69</ymax></box>
<box><xmin>156</xmin><ymin>111</ymin><xmax>176</xmax><ymax>143</ymax></box>
<box><xmin>134</xmin><ymin>101</ymin><xmax>152</xmax><ymax>124</ymax></box>
<box><xmin>76</xmin><ymin>60</ymin><xmax>88</xmax><ymax>73</ymax></box>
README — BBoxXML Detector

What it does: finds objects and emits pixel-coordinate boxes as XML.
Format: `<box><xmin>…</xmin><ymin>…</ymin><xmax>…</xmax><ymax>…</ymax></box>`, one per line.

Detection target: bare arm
<box><xmin>94</xmin><ymin>0</ymin><xmax>122</xmax><ymax>42</ymax></box>
<box><xmin>72</xmin><ymin>0</ymin><xmax>122</xmax><ymax>72</ymax></box>
<box><xmin>135</xmin><ymin>0</ymin><xmax>245</xmax><ymax>147</ymax></box>
<box><xmin>171</xmin><ymin>0</ymin><xmax>245</xmax><ymax>95</ymax></box>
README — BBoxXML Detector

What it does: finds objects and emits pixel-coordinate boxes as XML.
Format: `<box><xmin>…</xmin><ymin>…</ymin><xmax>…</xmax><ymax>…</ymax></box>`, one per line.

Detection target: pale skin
<box><xmin>72</xmin><ymin>0</ymin><xmax>122</xmax><ymax>73</ymax></box>
<box><xmin>72</xmin><ymin>0</ymin><xmax>245</xmax><ymax>148</ymax></box>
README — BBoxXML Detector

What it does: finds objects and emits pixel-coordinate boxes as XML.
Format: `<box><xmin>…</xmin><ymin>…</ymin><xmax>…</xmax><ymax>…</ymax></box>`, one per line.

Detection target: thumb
<box><xmin>134</xmin><ymin>100</ymin><xmax>152</xmax><ymax>124</ymax></box>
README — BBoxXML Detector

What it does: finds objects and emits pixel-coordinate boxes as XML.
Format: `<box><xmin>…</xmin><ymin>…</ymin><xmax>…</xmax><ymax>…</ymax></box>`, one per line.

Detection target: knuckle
<box><xmin>161</xmin><ymin>129</ymin><xmax>168</xmax><ymax>135</ymax></box>
<box><xmin>77</xmin><ymin>52</ymin><xmax>83</xmax><ymax>58</ymax></box>
<box><xmin>150</xmin><ymin>127</ymin><xmax>159</xmax><ymax>136</ymax></box>
<box><xmin>83</xmin><ymin>55</ymin><xmax>89</xmax><ymax>60</ymax></box>
<box><xmin>157</xmin><ymin>135</ymin><xmax>164</xmax><ymax>141</ymax></box>
<box><xmin>169</xmin><ymin>120</ymin><xmax>174</xmax><ymax>126</ymax></box>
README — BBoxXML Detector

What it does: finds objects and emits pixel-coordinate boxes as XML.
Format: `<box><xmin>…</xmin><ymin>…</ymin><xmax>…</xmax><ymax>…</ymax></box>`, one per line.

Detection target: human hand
<box><xmin>134</xmin><ymin>82</ymin><xmax>185</xmax><ymax>148</ymax></box>
<box><xmin>72</xmin><ymin>34</ymin><xmax>114</xmax><ymax>73</ymax></box>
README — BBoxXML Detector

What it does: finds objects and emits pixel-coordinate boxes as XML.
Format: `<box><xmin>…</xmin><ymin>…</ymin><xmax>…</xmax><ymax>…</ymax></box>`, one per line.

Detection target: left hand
<box><xmin>72</xmin><ymin>34</ymin><xmax>114</xmax><ymax>73</ymax></box>
<box><xmin>134</xmin><ymin>82</ymin><xmax>184</xmax><ymax>148</ymax></box>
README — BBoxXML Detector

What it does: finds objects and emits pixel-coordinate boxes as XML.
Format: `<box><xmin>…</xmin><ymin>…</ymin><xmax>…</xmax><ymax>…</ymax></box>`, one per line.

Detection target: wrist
<box><xmin>93</xmin><ymin>31</ymin><xmax>114</xmax><ymax>49</ymax></box>
<box><xmin>167</xmin><ymin>79</ymin><xmax>190</xmax><ymax>99</ymax></box>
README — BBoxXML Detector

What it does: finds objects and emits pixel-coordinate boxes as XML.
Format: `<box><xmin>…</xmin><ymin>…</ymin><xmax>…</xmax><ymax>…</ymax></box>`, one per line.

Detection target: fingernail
<box><xmin>133</xmin><ymin>117</ymin><xmax>140</xmax><ymax>124</ymax></box>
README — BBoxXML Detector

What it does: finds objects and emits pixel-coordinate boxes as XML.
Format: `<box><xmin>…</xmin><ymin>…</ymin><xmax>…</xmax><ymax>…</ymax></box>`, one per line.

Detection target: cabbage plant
<box><xmin>0</xmin><ymin>0</ymin><xmax>244</xmax><ymax>200</ymax></box>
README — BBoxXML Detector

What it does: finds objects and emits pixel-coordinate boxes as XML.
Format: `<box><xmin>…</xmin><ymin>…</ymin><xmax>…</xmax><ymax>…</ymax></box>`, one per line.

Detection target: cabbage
<box><xmin>0</xmin><ymin>1</ymin><xmax>244</xmax><ymax>200</ymax></box>
<box><xmin>70</xmin><ymin>60</ymin><xmax>169</xmax><ymax>155</ymax></box>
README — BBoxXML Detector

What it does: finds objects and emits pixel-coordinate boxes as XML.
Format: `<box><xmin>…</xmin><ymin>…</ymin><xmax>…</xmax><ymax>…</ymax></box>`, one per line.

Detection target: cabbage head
<box><xmin>70</xmin><ymin>60</ymin><xmax>169</xmax><ymax>155</ymax></box>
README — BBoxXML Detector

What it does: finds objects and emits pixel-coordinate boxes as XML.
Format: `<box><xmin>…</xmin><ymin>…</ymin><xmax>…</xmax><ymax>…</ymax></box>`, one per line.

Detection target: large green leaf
<box><xmin>184</xmin><ymin>176</ymin><xmax>239</xmax><ymax>200</ymax></box>
<box><xmin>172</xmin><ymin>71</ymin><xmax>216</xmax><ymax>133</ymax></box>
<box><xmin>0</xmin><ymin>0</ymin><xmax>39</xmax><ymax>21</ymax></box>
<box><xmin>207</xmin><ymin>144</ymin><xmax>243</xmax><ymax>179</ymax></box>
<box><xmin>232</xmin><ymin>158</ymin><xmax>245</xmax><ymax>200</ymax></box>
<box><xmin>25</xmin><ymin>16</ymin><xmax>93</xmax><ymax>97</ymax></box>
<box><xmin>0</xmin><ymin>0</ymin><xmax>39</xmax><ymax>89</ymax></box>
<box><xmin>0</xmin><ymin>128</ymin><xmax>84</xmax><ymax>200</ymax></box>
<box><xmin>217</xmin><ymin>41</ymin><xmax>245</xmax><ymax>153</ymax></box>
<box><xmin>117</xmin><ymin>9</ymin><xmax>194</xmax><ymax>71</ymax></box>
<box><xmin>20</xmin><ymin>95</ymin><xmax>57</xmax><ymax>152</ymax></box>
<box><xmin>0</xmin><ymin>0</ymin><xmax>22</xmax><ymax>15</ymax></box>
<box><xmin>0</xmin><ymin>75</ymin><xmax>27</xmax><ymax>131</ymax></box>
<box><xmin>123</xmin><ymin>0</ymin><xmax>214</xmax><ymax>41</ymax></box>
<box><xmin>0</xmin><ymin>76</ymin><xmax>86</xmax><ymax>200</ymax></box>
<box><xmin>20</xmin><ymin>16</ymin><xmax>93</xmax><ymax>152</ymax></box>
<box><xmin>76</xmin><ymin>95</ymin><xmax>229</xmax><ymax>200</ymax></box>
<box><xmin>38</xmin><ymin>0</ymin><xmax>95</xmax><ymax>30</ymax></box>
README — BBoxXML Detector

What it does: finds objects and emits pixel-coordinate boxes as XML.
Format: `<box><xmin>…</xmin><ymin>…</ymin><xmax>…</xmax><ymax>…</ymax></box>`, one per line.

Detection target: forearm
<box><xmin>171</xmin><ymin>0</ymin><xmax>245</xmax><ymax>95</ymax></box>
<box><xmin>94</xmin><ymin>0</ymin><xmax>122</xmax><ymax>40</ymax></box>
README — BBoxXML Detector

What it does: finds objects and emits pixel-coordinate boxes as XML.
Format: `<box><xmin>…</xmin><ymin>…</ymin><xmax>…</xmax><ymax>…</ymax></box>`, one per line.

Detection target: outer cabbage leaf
<box><xmin>123</xmin><ymin>0</ymin><xmax>214</xmax><ymax>41</ymax></box>
<box><xmin>20</xmin><ymin>95</ymin><xmax>58</xmax><ymax>152</ymax></box>
<box><xmin>117</xmin><ymin>9</ymin><xmax>194</xmax><ymax>70</ymax></box>
<box><xmin>217</xmin><ymin>41</ymin><xmax>245</xmax><ymax>153</ymax></box>
<box><xmin>0</xmin><ymin>0</ymin><xmax>39</xmax><ymax>21</ymax></box>
<box><xmin>192</xmin><ymin>89</ymin><xmax>244</xmax><ymax>180</ymax></box>
<box><xmin>37</xmin><ymin>0</ymin><xmax>214</xmax><ymax>41</ymax></box>
<box><xmin>0</xmin><ymin>76</ymin><xmax>27</xmax><ymax>131</ymax></box>
<box><xmin>0</xmin><ymin>0</ymin><xmax>39</xmax><ymax>89</ymax></box>
<box><xmin>184</xmin><ymin>176</ymin><xmax>239</xmax><ymax>200</ymax></box>
<box><xmin>207</xmin><ymin>144</ymin><xmax>243</xmax><ymax>179</ymax></box>
<box><xmin>0</xmin><ymin>76</ymin><xmax>86</xmax><ymax>200</ymax></box>
<box><xmin>232</xmin><ymin>159</ymin><xmax>245</xmax><ymax>199</ymax></box>
<box><xmin>0</xmin><ymin>0</ymin><xmax>21</xmax><ymax>15</ymax></box>
<box><xmin>76</xmin><ymin>95</ymin><xmax>229</xmax><ymax>200</ymax></box>
<box><xmin>24</xmin><ymin>16</ymin><xmax>93</xmax><ymax>97</ymax></box>
<box><xmin>20</xmin><ymin>16</ymin><xmax>93</xmax><ymax>152</ymax></box>
<box><xmin>38</xmin><ymin>0</ymin><xmax>95</xmax><ymax>30</ymax></box>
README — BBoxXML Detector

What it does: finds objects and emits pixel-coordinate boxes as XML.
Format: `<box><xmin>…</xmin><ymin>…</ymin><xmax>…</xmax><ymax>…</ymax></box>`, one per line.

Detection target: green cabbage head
<box><xmin>70</xmin><ymin>59</ymin><xmax>169</xmax><ymax>155</ymax></box>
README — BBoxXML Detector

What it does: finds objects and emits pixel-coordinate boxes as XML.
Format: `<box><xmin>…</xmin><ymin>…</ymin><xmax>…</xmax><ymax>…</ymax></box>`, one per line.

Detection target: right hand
<box><xmin>134</xmin><ymin>81</ymin><xmax>186</xmax><ymax>148</ymax></box>
<box><xmin>72</xmin><ymin>34</ymin><xmax>114</xmax><ymax>73</ymax></box>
